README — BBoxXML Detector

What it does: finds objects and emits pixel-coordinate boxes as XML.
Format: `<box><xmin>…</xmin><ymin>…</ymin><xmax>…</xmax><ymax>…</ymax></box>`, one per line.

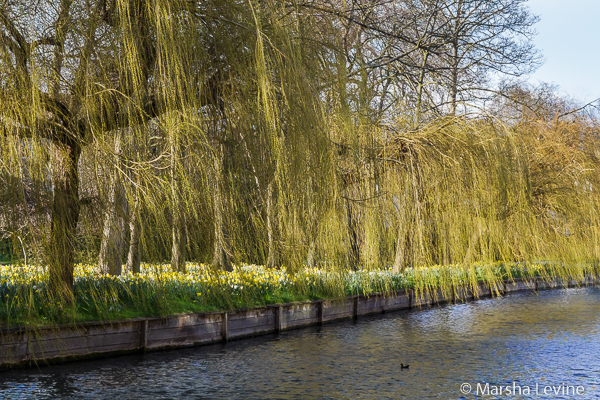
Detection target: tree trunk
<box><xmin>171</xmin><ymin>217</ymin><xmax>187</xmax><ymax>272</ymax></box>
<box><xmin>306</xmin><ymin>241</ymin><xmax>316</xmax><ymax>268</ymax></box>
<box><xmin>126</xmin><ymin>192</ymin><xmax>142</xmax><ymax>274</ymax></box>
<box><xmin>450</xmin><ymin>42</ymin><xmax>459</xmax><ymax>116</ymax></box>
<box><xmin>345</xmin><ymin>199</ymin><xmax>360</xmax><ymax>270</ymax></box>
<box><xmin>450</xmin><ymin>1</ymin><xmax>462</xmax><ymax>116</ymax></box>
<box><xmin>266</xmin><ymin>180</ymin><xmax>279</xmax><ymax>268</ymax></box>
<box><xmin>99</xmin><ymin>136</ymin><xmax>126</xmax><ymax>275</ymax></box>
<box><xmin>393</xmin><ymin>228</ymin><xmax>405</xmax><ymax>274</ymax></box>
<box><xmin>170</xmin><ymin>133</ymin><xmax>187</xmax><ymax>273</ymax></box>
<box><xmin>415</xmin><ymin>50</ymin><xmax>430</xmax><ymax>127</ymax></box>
<box><xmin>48</xmin><ymin>143</ymin><xmax>81</xmax><ymax>302</ymax></box>
<box><xmin>211</xmin><ymin>154</ymin><xmax>232</xmax><ymax>271</ymax></box>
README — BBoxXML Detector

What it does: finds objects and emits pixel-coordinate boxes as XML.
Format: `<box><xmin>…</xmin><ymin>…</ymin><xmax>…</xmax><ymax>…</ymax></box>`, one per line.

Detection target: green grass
<box><xmin>1</xmin><ymin>261</ymin><xmax>597</xmax><ymax>330</ymax></box>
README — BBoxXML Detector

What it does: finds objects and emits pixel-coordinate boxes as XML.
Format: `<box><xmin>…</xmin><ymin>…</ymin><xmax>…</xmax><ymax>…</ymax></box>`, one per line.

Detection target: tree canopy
<box><xmin>1</xmin><ymin>0</ymin><xmax>599</xmax><ymax>301</ymax></box>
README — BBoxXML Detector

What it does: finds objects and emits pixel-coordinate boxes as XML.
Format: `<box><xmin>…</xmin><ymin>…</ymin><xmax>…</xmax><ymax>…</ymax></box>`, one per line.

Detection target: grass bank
<box><xmin>1</xmin><ymin>261</ymin><xmax>597</xmax><ymax>330</ymax></box>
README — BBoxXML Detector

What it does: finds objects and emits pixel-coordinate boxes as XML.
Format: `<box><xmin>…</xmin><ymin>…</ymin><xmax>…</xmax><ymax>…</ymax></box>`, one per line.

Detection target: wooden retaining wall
<box><xmin>1</xmin><ymin>276</ymin><xmax>597</xmax><ymax>369</ymax></box>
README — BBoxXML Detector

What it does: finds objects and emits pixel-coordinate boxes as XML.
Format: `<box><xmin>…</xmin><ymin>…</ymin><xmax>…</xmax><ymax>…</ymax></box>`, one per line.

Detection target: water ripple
<box><xmin>1</xmin><ymin>287</ymin><xmax>599</xmax><ymax>399</ymax></box>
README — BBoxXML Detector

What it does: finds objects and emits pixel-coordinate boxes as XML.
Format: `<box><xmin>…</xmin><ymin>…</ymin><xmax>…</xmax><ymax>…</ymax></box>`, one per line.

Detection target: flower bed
<box><xmin>0</xmin><ymin>261</ymin><xmax>595</xmax><ymax>328</ymax></box>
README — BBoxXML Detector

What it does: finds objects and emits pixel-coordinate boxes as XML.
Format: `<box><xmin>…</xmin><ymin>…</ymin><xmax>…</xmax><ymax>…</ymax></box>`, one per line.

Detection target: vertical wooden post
<box><xmin>25</xmin><ymin>331</ymin><xmax>30</xmax><ymax>361</ymax></box>
<box><xmin>140</xmin><ymin>319</ymin><xmax>148</xmax><ymax>351</ymax></box>
<box><xmin>317</xmin><ymin>300</ymin><xmax>324</xmax><ymax>325</ymax></box>
<box><xmin>353</xmin><ymin>296</ymin><xmax>359</xmax><ymax>319</ymax></box>
<box><xmin>222</xmin><ymin>312</ymin><xmax>228</xmax><ymax>343</ymax></box>
<box><xmin>275</xmin><ymin>305</ymin><xmax>282</xmax><ymax>333</ymax></box>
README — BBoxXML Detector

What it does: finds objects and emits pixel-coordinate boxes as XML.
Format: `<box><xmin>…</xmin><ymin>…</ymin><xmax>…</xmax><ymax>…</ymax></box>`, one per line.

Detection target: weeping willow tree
<box><xmin>0</xmin><ymin>0</ymin><xmax>339</xmax><ymax>298</ymax></box>
<box><xmin>1</xmin><ymin>0</ymin><xmax>600</xmax><ymax>308</ymax></box>
<box><xmin>370</xmin><ymin>115</ymin><xmax>600</xmax><ymax>273</ymax></box>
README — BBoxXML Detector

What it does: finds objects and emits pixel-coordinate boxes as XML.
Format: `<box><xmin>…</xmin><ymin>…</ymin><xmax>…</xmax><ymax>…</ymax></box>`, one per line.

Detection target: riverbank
<box><xmin>3</xmin><ymin>261</ymin><xmax>595</xmax><ymax>329</ymax></box>
<box><xmin>4</xmin><ymin>286</ymin><xmax>598</xmax><ymax>399</ymax></box>
<box><xmin>1</xmin><ymin>274</ymin><xmax>596</xmax><ymax>370</ymax></box>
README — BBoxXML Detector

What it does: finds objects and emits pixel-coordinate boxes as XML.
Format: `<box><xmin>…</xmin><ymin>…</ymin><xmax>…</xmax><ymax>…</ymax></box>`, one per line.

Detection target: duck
<box><xmin>400</xmin><ymin>363</ymin><xmax>409</xmax><ymax>370</ymax></box>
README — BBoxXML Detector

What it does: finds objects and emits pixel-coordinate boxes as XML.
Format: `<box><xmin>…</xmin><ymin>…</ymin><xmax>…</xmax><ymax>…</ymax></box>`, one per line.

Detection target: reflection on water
<box><xmin>1</xmin><ymin>288</ymin><xmax>599</xmax><ymax>399</ymax></box>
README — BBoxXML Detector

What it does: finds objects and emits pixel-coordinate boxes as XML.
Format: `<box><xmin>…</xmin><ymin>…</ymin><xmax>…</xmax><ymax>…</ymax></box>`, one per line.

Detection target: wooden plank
<box><xmin>567</xmin><ymin>277</ymin><xmax>590</xmax><ymax>287</ymax></box>
<box><xmin>537</xmin><ymin>278</ymin><xmax>558</xmax><ymax>290</ymax></box>
<box><xmin>229</xmin><ymin>326</ymin><xmax>275</xmax><ymax>339</ymax></box>
<box><xmin>147</xmin><ymin>313</ymin><xmax>221</xmax><ymax>331</ymax></box>
<box><xmin>474</xmin><ymin>282</ymin><xmax>491</xmax><ymax>298</ymax></box>
<box><xmin>144</xmin><ymin>314</ymin><xmax>223</xmax><ymax>348</ymax></box>
<box><xmin>18</xmin><ymin>321</ymin><xmax>140</xmax><ymax>343</ymax></box>
<box><xmin>385</xmin><ymin>291</ymin><xmax>411</xmax><ymax>311</ymax></box>
<box><xmin>227</xmin><ymin>308</ymin><xmax>276</xmax><ymax>339</ymax></box>
<box><xmin>412</xmin><ymin>290</ymin><xmax>433</xmax><ymax>308</ymax></box>
<box><xmin>140</xmin><ymin>320</ymin><xmax>148</xmax><ymax>350</ymax></box>
<box><xmin>322</xmin><ymin>298</ymin><xmax>354</xmax><ymax>322</ymax></box>
<box><xmin>29</xmin><ymin>340</ymin><xmax>138</xmax><ymax>361</ymax></box>
<box><xmin>28</xmin><ymin>331</ymin><xmax>140</xmax><ymax>358</ymax></box>
<box><xmin>1</xmin><ymin>324</ymin><xmax>144</xmax><ymax>366</ymax></box>
<box><xmin>26</xmin><ymin>324</ymin><xmax>140</xmax><ymax>349</ymax></box>
<box><xmin>584</xmin><ymin>275</ymin><xmax>596</xmax><ymax>286</ymax></box>
<box><xmin>505</xmin><ymin>278</ymin><xmax>536</xmax><ymax>293</ymax></box>
<box><xmin>281</xmin><ymin>302</ymin><xmax>319</xmax><ymax>329</ymax></box>
<box><xmin>357</xmin><ymin>292</ymin><xmax>411</xmax><ymax>316</ymax></box>
<box><xmin>0</xmin><ymin>332</ymin><xmax>28</xmax><ymax>365</ymax></box>
<box><xmin>431</xmin><ymin>289</ymin><xmax>450</xmax><ymax>304</ymax></box>
<box><xmin>228</xmin><ymin>308</ymin><xmax>275</xmax><ymax>328</ymax></box>
<box><xmin>222</xmin><ymin>313</ymin><xmax>228</xmax><ymax>343</ymax></box>
<box><xmin>275</xmin><ymin>305</ymin><xmax>282</xmax><ymax>333</ymax></box>
<box><xmin>147</xmin><ymin>333</ymin><xmax>221</xmax><ymax>349</ymax></box>
<box><xmin>489</xmin><ymin>281</ymin><xmax>505</xmax><ymax>297</ymax></box>
<box><xmin>357</xmin><ymin>295</ymin><xmax>382</xmax><ymax>316</ymax></box>
<box><xmin>146</xmin><ymin>323</ymin><xmax>221</xmax><ymax>342</ymax></box>
<box><xmin>555</xmin><ymin>277</ymin><xmax>570</xmax><ymax>288</ymax></box>
<box><xmin>317</xmin><ymin>301</ymin><xmax>323</xmax><ymax>325</ymax></box>
<box><xmin>454</xmin><ymin>286</ymin><xmax>475</xmax><ymax>301</ymax></box>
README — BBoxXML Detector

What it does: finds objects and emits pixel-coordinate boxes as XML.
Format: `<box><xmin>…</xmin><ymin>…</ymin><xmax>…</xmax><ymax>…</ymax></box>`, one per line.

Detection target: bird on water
<box><xmin>400</xmin><ymin>363</ymin><xmax>409</xmax><ymax>370</ymax></box>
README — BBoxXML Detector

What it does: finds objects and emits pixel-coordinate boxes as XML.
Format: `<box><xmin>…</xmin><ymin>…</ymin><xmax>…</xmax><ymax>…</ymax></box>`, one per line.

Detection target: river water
<box><xmin>1</xmin><ymin>287</ymin><xmax>599</xmax><ymax>399</ymax></box>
